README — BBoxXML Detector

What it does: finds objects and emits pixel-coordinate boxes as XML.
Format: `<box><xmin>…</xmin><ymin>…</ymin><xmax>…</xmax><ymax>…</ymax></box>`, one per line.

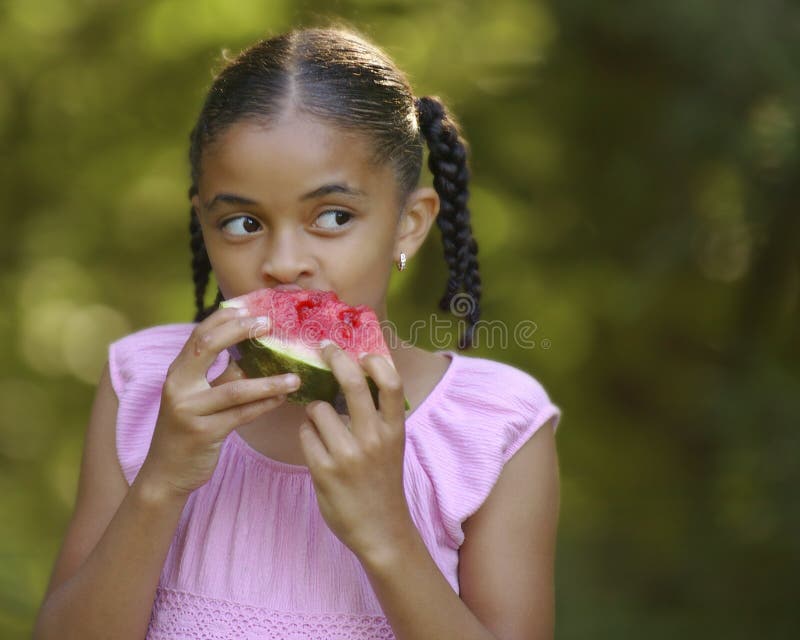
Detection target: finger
<box><xmin>194</xmin><ymin>374</ymin><xmax>300</xmax><ymax>416</ymax></box>
<box><xmin>320</xmin><ymin>342</ymin><xmax>377</xmax><ymax>435</ymax></box>
<box><xmin>205</xmin><ymin>394</ymin><xmax>287</xmax><ymax>434</ymax></box>
<box><xmin>358</xmin><ymin>353</ymin><xmax>406</xmax><ymax>426</ymax></box>
<box><xmin>298</xmin><ymin>419</ymin><xmax>335</xmax><ymax>469</ymax></box>
<box><xmin>305</xmin><ymin>400</ymin><xmax>356</xmax><ymax>458</ymax></box>
<box><xmin>194</xmin><ymin>305</ymin><xmax>248</xmax><ymax>337</ymax></box>
<box><xmin>171</xmin><ymin>305</ymin><xmax>247</xmax><ymax>382</ymax></box>
<box><xmin>172</xmin><ymin>313</ymin><xmax>269</xmax><ymax>388</ymax></box>
<box><xmin>200</xmin><ymin>305</ymin><xmax>247</xmax><ymax>331</ymax></box>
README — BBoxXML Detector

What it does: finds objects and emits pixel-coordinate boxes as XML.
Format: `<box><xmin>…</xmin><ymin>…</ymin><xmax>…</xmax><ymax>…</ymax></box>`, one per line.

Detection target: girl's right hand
<box><xmin>137</xmin><ymin>307</ymin><xmax>299</xmax><ymax>502</ymax></box>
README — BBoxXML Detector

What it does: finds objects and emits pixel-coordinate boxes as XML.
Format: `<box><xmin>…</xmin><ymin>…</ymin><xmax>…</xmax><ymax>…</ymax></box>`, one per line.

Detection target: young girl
<box><xmin>34</xmin><ymin>25</ymin><xmax>562</xmax><ymax>640</ymax></box>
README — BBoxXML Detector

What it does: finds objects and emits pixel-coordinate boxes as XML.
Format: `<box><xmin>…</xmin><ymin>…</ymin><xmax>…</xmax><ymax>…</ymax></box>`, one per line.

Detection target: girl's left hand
<box><xmin>298</xmin><ymin>341</ymin><xmax>414</xmax><ymax>562</ymax></box>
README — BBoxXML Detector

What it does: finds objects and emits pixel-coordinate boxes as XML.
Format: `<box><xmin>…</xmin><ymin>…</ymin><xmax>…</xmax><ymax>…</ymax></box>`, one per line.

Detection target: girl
<box><xmin>34</xmin><ymin>25</ymin><xmax>562</xmax><ymax>640</ymax></box>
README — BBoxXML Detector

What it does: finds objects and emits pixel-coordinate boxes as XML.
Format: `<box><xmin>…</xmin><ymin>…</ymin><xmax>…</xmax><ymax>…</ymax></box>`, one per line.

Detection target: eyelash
<box><xmin>218</xmin><ymin>210</ymin><xmax>354</xmax><ymax>235</ymax></box>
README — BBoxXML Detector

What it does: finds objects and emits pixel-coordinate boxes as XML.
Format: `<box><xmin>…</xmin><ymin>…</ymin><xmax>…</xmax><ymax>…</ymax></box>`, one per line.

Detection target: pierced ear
<box><xmin>396</xmin><ymin>186</ymin><xmax>440</xmax><ymax>256</ymax></box>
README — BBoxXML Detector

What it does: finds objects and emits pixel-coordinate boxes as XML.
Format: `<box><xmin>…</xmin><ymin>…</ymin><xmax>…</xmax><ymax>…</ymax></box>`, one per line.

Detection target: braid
<box><xmin>189</xmin><ymin>184</ymin><xmax>223</xmax><ymax>322</ymax></box>
<box><xmin>416</xmin><ymin>96</ymin><xmax>482</xmax><ymax>350</ymax></box>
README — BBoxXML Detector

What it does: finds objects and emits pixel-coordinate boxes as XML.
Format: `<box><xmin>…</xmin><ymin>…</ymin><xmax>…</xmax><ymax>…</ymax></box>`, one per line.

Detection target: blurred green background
<box><xmin>1</xmin><ymin>0</ymin><xmax>798</xmax><ymax>637</ymax></box>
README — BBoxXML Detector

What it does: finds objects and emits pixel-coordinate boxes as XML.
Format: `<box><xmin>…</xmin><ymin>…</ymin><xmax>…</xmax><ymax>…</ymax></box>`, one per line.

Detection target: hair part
<box><xmin>188</xmin><ymin>26</ymin><xmax>481</xmax><ymax>349</ymax></box>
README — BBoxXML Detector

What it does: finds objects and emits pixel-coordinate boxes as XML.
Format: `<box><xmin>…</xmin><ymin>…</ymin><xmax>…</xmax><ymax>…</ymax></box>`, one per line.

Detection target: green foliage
<box><xmin>1</xmin><ymin>0</ymin><xmax>797</xmax><ymax>637</ymax></box>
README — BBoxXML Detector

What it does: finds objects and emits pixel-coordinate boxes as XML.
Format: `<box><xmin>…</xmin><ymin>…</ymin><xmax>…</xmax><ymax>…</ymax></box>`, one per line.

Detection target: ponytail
<box><xmin>416</xmin><ymin>96</ymin><xmax>482</xmax><ymax>350</ymax></box>
<box><xmin>189</xmin><ymin>184</ymin><xmax>223</xmax><ymax>322</ymax></box>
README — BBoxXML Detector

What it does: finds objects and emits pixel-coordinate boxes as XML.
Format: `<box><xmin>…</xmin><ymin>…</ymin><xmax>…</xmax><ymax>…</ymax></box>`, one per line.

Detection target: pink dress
<box><xmin>108</xmin><ymin>323</ymin><xmax>562</xmax><ymax>639</ymax></box>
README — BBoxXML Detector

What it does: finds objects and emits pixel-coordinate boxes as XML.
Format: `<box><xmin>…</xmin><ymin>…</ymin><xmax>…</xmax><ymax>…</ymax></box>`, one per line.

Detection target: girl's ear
<box><xmin>395</xmin><ymin>186</ymin><xmax>440</xmax><ymax>259</ymax></box>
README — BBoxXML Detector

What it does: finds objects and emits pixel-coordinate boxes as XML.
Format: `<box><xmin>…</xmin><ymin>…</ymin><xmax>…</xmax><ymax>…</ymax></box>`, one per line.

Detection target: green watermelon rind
<box><xmin>229</xmin><ymin>333</ymin><xmax>411</xmax><ymax>412</ymax></box>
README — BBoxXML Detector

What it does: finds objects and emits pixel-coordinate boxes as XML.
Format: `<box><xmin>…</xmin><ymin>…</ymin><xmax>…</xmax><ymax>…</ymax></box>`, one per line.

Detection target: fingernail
<box><xmin>235</xmin><ymin>307</ymin><xmax>249</xmax><ymax>316</ymax></box>
<box><xmin>283</xmin><ymin>374</ymin><xmax>300</xmax><ymax>388</ymax></box>
<box><xmin>320</xmin><ymin>339</ymin><xmax>335</xmax><ymax>348</ymax></box>
<box><xmin>358</xmin><ymin>351</ymin><xmax>368</xmax><ymax>360</ymax></box>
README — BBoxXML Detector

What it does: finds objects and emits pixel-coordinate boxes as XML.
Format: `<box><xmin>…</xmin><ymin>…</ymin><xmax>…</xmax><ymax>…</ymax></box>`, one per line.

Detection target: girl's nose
<box><xmin>260</xmin><ymin>228</ymin><xmax>315</xmax><ymax>285</ymax></box>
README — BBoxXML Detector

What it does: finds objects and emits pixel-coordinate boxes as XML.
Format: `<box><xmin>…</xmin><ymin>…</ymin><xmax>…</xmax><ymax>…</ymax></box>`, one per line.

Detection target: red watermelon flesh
<box><xmin>220</xmin><ymin>288</ymin><xmax>407</xmax><ymax>410</ymax></box>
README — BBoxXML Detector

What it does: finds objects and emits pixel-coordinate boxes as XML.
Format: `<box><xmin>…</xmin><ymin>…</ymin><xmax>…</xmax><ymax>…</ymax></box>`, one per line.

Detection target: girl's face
<box><xmin>192</xmin><ymin>114</ymin><xmax>437</xmax><ymax>322</ymax></box>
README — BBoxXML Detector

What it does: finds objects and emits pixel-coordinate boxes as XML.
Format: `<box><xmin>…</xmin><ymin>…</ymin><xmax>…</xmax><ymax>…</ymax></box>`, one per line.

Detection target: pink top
<box><xmin>108</xmin><ymin>323</ymin><xmax>562</xmax><ymax>639</ymax></box>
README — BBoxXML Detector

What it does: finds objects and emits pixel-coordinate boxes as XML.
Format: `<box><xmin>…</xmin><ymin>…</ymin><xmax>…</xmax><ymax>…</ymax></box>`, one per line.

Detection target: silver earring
<box><xmin>397</xmin><ymin>252</ymin><xmax>407</xmax><ymax>271</ymax></box>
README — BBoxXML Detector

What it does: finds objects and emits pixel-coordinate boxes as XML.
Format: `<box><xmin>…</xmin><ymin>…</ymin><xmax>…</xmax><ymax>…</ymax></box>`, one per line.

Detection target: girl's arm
<box><xmin>32</xmin><ymin>362</ymin><xmax>189</xmax><ymax>640</ymax></box>
<box><xmin>360</xmin><ymin>419</ymin><xmax>561</xmax><ymax>640</ymax></box>
<box><xmin>34</xmin><ymin>310</ymin><xmax>291</xmax><ymax>640</ymax></box>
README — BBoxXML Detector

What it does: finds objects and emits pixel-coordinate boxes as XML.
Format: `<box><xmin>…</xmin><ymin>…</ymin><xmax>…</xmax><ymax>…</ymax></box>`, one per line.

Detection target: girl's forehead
<box><xmin>198</xmin><ymin>117</ymin><xmax>398</xmax><ymax>209</ymax></box>
<box><xmin>199</xmin><ymin>117</ymin><xmax>396</xmax><ymax>201</ymax></box>
<box><xmin>209</xmin><ymin>117</ymin><xmax>372</xmax><ymax>165</ymax></box>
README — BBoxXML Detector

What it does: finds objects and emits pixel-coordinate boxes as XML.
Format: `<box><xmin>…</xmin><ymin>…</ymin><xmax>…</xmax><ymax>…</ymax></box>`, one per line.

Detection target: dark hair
<box><xmin>188</xmin><ymin>25</ymin><xmax>482</xmax><ymax>349</ymax></box>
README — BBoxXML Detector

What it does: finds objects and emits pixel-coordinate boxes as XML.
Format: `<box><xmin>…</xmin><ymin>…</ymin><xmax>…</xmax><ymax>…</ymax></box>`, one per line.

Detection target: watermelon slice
<box><xmin>220</xmin><ymin>288</ymin><xmax>409</xmax><ymax>411</ymax></box>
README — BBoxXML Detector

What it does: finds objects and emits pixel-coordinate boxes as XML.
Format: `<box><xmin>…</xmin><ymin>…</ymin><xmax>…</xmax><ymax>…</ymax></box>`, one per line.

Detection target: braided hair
<box><xmin>189</xmin><ymin>184</ymin><xmax>223</xmax><ymax>316</ymax></box>
<box><xmin>188</xmin><ymin>26</ymin><xmax>481</xmax><ymax>349</ymax></box>
<box><xmin>416</xmin><ymin>97</ymin><xmax>481</xmax><ymax>349</ymax></box>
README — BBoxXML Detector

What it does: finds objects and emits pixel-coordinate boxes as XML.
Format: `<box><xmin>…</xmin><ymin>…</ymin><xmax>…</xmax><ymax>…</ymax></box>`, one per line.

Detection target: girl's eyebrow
<box><xmin>300</xmin><ymin>183</ymin><xmax>366</xmax><ymax>201</ymax></box>
<box><xmin>204</xmin><ymin>183</ymin><xmax>366</xmax><ymax>211</ymax></box>
<box><xmin>204</xmin><ymin>193</ymin><xmax>259</xmax><ymax>211</ymax></box>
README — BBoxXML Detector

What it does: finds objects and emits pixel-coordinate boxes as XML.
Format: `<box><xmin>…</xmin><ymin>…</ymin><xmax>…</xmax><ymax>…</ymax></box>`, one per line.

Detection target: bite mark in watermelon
<box><xmin>220</xmin><ymin>288</ymin><xmax>410</xmax><ymax>411</ymax></box>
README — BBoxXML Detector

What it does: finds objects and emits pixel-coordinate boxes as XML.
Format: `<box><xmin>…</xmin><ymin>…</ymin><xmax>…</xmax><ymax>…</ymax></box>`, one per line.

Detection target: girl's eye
<box><xmin>220</xmin><ymin>216</ymin><xmax>262</xmax><ymax>236</ymax></box>
<box><xmin>315</xmin><ymin>209</ymin><xmax>353</xmax><ymax>230</ymax></box>
<box><xmin>219</xmin><ymin>211</ymin><xmax>352</xmax><ymax>235</ymax></box>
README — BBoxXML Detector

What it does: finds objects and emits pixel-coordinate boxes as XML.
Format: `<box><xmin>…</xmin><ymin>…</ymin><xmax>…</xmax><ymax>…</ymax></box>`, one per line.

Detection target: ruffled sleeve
<box><xmin>108</xmin><ymin>323</ymin><xmax>230</xmax><ymax>485</ymax></box>
<box><xmin>407</xmin><ymin>353</ymin><xmax>562</xmax><ymax>548</ymax></box>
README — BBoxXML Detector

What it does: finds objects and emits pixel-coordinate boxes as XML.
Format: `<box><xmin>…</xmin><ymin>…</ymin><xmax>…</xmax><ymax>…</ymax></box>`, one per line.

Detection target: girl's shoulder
<box><xmin>107</xmin><ymin>323</ymin><xmax>207</xmax><ymax>396</ymax></box>
<box><xmin>110</xmin><ymin>322</ymin><xmax>195</xmax><ymax>353</ymax></box>
<box><xmin>409</xmin><ymin>347</ymin><xmax>562</xmax><ymax>464</ymax></box>
<box><xmin>109</xmin><ymin>322</ymin><xmax>196</xmax><ymax>354</ymax></box>
<box><xmin>436</xmin><ymin>349</ymin><xmax>559</xmax><ymax>427</ymax></box>
<box><xmin>406</xmin><ymin>349</ymin><xmax>562</xmax><ymax>548</ymax></box>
